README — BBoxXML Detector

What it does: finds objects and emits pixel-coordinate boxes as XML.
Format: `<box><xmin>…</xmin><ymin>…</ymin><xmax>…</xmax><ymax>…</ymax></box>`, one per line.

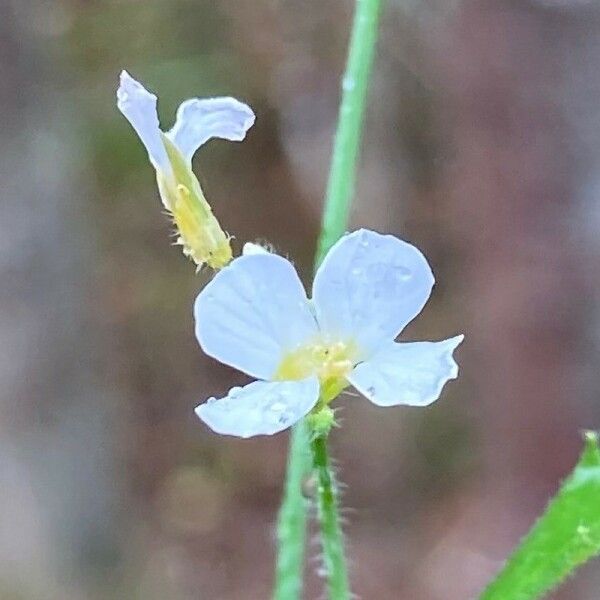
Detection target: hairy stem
<box><xmin>274</xmin><ymin>0</ymin><xmax>382</xmax><ymax>597</ymax></box>
<box><xmin>311</xmin><ymin>434</ymin><xmax>351</xmax><ymax>599</ymax></box>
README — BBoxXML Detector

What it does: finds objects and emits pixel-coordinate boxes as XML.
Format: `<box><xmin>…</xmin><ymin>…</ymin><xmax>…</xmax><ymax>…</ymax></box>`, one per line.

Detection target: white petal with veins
<box><xmin>313</xmin><ymin>229</ymin><xmax>435</xmax><ymax>357</ymax></box>
<box><xmin>168</xmin><ymin>97</ymin><xmax>255</xmax><ymax>161</ymax></box>
<box><xmin>196</xmin><ymin>377</ymin><xmax>319</xmax><ymax>437</ymax></box>
<box><xmin>348</xmin><ymin>335</ymin><xmax>464</xmax><ymax>407</ymax></box>
<box><xmin>195</xmin><ymin>253</ymin><xmax>318</xmax><ymax>380</ymax></box>
<box><xmin>116</xmin><ymin>70</ymin><xmax>170</xmax><ymax>173</ymax></box>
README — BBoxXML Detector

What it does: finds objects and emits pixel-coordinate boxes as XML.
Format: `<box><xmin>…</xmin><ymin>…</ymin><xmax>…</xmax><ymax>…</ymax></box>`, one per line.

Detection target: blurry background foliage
<box><xmin>1</xmin><ymin>0</ymin><xmax>600</xmax><ymax>598</ymax></box>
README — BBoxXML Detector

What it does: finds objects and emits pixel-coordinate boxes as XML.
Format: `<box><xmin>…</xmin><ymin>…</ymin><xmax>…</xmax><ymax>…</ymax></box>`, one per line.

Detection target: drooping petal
<box><xmin>116</xmin><ymin>70</ymin><xmax>170</xmax><ymax>172</ymax></box>
<box><xmin>347</xmin><ymin>335</ymin><xmax>464</xmax><ymax>407</ymax></box>
<box><xmin>168</xmin><ymin>97</ymin><xmax>255</xmax><ymax>161</ymax></box>
<box><xmin>196</xmin><ymin>376</ymin><xmax>319</xmax><ymax>438</ymax></box>
<box><xmin>195</xmin><ymin>253</ymin><xmax>318</xmax><ymax>380</ymax></box>
<box><xmin>312</xmin><ymin>229</ymin><xmax>435</xmax><ymax>357</ymax></box>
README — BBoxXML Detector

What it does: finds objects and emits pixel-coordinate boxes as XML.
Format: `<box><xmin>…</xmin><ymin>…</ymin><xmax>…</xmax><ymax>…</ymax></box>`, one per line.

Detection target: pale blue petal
<box><xmin>347</xmin><ymin>335</ymin><xmax>464</xmax><ymax>407</ymax></box>
<box><xmin>168</xmin><ymin>97</ymin><xmax>255</xmax><ymax>161</ymax></box>
<box><xmin>312</xmin><ymin>229</ymin><xmax>435</xmax><ymax>357</ymax></box>
<box><xmin>116</xmin><ymin>71</ymin><xmax>170</xmax><ymax>172</ymax></box>
<box><xmin>195</xmin><ymin>254</ymin><xmax>318</xmax><ymax>380</ymax></box>
<box><xmin>196</xmin><ymin>376</ymin><xmax>319</xmax><ymax>438</ymax></box>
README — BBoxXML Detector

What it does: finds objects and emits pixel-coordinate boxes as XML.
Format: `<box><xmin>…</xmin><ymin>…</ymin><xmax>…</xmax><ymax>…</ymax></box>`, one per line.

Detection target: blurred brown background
<box><xmin>2</xmin><ymin>0</ymin><xmax>600</xmax><ymax>598</ymax></box>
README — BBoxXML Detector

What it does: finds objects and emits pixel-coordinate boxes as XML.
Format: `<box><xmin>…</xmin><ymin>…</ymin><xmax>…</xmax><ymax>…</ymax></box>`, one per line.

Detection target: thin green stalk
<box><xmin>316</xmin><ymin>0</ymin><xmax>383</xmax><ymax>264</ymax></box>
<box><xmin>273</xmin><ymin>420</ymin><xmax>311</xmax><ymax>599</ymax></box>
<box><xmin>311</xmin><ymin>434</ymin><xmax>350</xmax><ymax>599</ymax></box>
<box><xmin>273</xmin><ymin>0</ymin><xmax>382</xmax><ymax>597</ymax></box>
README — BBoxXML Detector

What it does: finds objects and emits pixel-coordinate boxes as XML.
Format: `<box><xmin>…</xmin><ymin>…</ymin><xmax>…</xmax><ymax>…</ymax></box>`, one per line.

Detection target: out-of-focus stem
<box><xmin>273</xmin><ymin>420</ymin><xmax>311</xmax><ymax>599</ymax></box>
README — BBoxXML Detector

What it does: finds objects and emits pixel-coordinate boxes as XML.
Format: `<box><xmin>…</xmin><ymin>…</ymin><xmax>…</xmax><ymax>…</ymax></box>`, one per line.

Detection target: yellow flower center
<box><xmin>274</xmin><ymin>338</ymin><xmax>359</xmax><ymax>404</ymax></box>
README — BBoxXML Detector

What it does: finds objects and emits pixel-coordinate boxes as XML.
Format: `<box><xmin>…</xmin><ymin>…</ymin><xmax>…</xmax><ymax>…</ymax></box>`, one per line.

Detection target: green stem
<box><xmin>273</xmin><ymin>0</ymin><xmax>382</xmax><ymax>597</ymax></box>
<box><xmin>273</xmin><ymin>420</ymin><xmax>311</xmax><ymax>599</ymax></box>
<box><xmin>311</xmin><ymin>434</ymin><xmax>351</xmax><ymax>599</ymax></box>
<box><xmin>316</xmin><ymin>0</ymin><xmax>383</xmax><ymax>264</ymax></box>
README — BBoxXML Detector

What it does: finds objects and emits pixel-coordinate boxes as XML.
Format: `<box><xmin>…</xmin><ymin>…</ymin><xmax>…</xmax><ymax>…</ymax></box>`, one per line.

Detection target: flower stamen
<box><xmin>274</xmin><ymin>339</ymin><xmax>359</xmax><ymax>404</ymax></box>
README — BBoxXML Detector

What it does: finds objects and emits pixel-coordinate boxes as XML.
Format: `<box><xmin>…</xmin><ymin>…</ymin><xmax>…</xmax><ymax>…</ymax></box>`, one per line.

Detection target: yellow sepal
<box><xmin>156</xmin><ymin>134</ymin><xmax>232</xmax><ymax>270</ymax></box>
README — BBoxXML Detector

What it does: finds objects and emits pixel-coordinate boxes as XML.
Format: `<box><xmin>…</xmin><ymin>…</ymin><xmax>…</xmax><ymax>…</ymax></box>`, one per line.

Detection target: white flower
<box><xmin>116</xmin><ymin>70</ymin><xmax>255</xmax><ymax>268</ymax></box>
<box><xmin>194</xmin><ymin>229</ymin><xmax>464</xmax><ymax>437</ymax></box>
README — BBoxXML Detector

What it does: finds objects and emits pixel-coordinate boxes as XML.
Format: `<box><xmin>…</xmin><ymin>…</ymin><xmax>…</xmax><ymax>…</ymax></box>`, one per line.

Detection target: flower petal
<box><xmin>116</xmin><ymin>70</ymin><xmax>170</xmax><ymax>172</ymax></box>
<box><xmin>347</xmin><ymin>335</ymin><xmax>464</xmax><ymax>407</ymax></box>
<box><xmin>196</xmin><ymin>376</ymin><xmax>319</xmax><ymax>438</ymax></box>
<box><xmin>242</xmin><ymin>242</ymin><xmax>269</xmax><ymax>256</ymax></box>
<box><xmin>168</xmin><ymin>97</ymin><xmax>255</xmax><ymax>161</ymax></box>
<box><xmin>312</xmin><ymin>229</ymin><xmax>435</xmax><ymax>356</ymax></box>
<box><xmin>195</xmin><ymin>253</ymin><xmax>318</xmax><ymax>380</ymax></box>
